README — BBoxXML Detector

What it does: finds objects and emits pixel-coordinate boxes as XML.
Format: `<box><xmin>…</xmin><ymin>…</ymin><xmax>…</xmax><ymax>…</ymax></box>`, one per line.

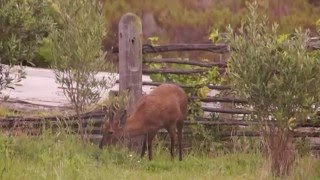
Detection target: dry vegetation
<box><xmin>102</xmin><ymin>0</ymin><xmax>320</xmax><ymax>48</ymax></box>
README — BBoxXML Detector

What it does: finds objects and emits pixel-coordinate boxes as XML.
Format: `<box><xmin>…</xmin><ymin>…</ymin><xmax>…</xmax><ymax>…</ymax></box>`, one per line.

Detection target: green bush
<box><xmin>0</xmin><ymin>64</ymin><xmax>26</xmax><ymax>99</ymax></box>
<box><xmin>0</xmin><ymin>0</ymin><xmax>55</xmax><ymax>66</ymax></box>
<box><xmin>52</xmin><ymin>0</ymin><xmax>115</xmax><ymax>109</ymax></box>
<box><xmin>51</xmin><ymin>0</ymin><xmax>115</xmax><ymax>137</ymax></box>
<box><xmin>225</xmin><ymin>2</ymin><xmax>320</xmax><ymax>176</ymax></box>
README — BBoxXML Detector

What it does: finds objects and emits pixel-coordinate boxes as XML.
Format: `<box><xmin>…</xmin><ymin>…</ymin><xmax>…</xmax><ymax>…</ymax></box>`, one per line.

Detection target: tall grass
<box><xmin>0</xmin><ymin>128</ymin><xmax>319</xmax><ymax>180</ymax></box>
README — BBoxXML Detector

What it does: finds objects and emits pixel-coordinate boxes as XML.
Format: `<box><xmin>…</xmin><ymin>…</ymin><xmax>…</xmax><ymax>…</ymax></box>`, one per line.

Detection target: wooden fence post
<box><xmin>118</xmin><ymin>13</ymin><xmax>143</xmax><ymax>116</ymax></box>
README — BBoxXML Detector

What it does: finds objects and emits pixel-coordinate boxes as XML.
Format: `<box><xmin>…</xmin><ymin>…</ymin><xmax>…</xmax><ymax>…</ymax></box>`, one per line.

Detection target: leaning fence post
<box><xmin>118</xmin><ymin>13</ymin><xmax>143</xmax><ymax>116</ymax></box>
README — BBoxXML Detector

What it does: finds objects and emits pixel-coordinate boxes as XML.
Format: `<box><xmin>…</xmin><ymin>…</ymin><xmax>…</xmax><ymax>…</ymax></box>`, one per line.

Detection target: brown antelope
<box><xmin>99</xmin><ymin>84</ymin><xmax>188</xmax><ymax>161</ymax></box>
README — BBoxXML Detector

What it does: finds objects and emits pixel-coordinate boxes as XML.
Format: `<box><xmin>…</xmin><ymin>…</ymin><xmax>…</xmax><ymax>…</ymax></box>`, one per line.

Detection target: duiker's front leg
<box><xmin>147</xmin><ymin>132</ymin><xmax>156</xmax><ymax>160</ymax></box>
<box><xmin>141</xmin><ymin>134</ymin><xmax>147</xmax><ymax>158</ymax></box>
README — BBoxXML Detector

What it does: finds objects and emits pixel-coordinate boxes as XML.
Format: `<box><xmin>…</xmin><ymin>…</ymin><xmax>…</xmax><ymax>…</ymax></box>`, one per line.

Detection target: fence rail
<box><xmin>143</xmin><ymin>68</ymin><xmax>210</xmax><ymax>74</ymax></box>
<box><xmin>191</xmin><ymin>96</ymin><xmax>248</xmax><ymax>103</ymax></box>
<box><xmin>112</xmin><ymin>40</ymin><xmax>320</xmax><ymax>54</ymax></box>
<box><xmin>113</xmin><ymin>44</ymin><xmax>230</xmax><ymax>54</ymax></box>
<box><xmin>143</xmin><ymin>58</ymin><xmax>227</xmax><ymax>68</ymax></box>
<box><xmin>2</xmin><ymin>110</ymin><xmax>320</xmax><ymax>150</ymax></box>
<box><xmin>2</xmin><ymin>112</ymin><xmax>320</xmax><ymax>129</ymax></box>
<box><xmin>202</xmin><ymin>107</ymin><xmax>251</xmax><ymax>114</ymax></box>
<box><xmin>141</xmin><ymin>81</ymin><xmax>231</xmax><ymax>90</ymax></box>
<box><xmin>1</xmin><ymin>113</ymin><xmax>320</xmax><ymax>138</ymax></box>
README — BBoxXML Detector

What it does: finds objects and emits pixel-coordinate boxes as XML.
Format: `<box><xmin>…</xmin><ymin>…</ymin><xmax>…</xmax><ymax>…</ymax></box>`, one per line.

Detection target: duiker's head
<box><xmin>99</xmin><ymin>109</ymin><xmax>127</xmax><ymax>149</ymax></box>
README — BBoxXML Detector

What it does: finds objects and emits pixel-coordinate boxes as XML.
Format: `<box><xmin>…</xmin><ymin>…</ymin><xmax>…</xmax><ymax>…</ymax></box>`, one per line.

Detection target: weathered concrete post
<box><xmin>119</xmin><ymin>13</ymin><xmax>142</xmax><ymax>115</ymax></box>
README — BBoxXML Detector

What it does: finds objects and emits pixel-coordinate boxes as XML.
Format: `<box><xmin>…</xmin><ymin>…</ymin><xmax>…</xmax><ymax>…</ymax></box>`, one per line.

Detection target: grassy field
<box><xmin>0</xmin><ymin>131</ymin><xmax>320</xmax><ymax>180</ymax></box>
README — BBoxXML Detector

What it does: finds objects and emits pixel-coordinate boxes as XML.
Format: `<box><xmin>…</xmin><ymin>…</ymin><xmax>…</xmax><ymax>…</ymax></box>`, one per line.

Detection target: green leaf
<box><xmin>316</xmin><ymin>18</ymin><xmax>320</xmax><ymax>27</ymax></box>
<box><xmin>209</xmin><ymin>29</ymin><xmax>219</xmax><ymax>43</ymax></box>
<box><xmin>276</xmin><ymin>34</ymin><xmax>288</xmax><ymax>44</ymax></box>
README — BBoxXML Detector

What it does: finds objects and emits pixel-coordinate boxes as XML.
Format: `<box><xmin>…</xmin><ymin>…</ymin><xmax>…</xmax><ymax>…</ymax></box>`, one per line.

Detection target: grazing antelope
<box><xmin>99</xmin><ymin>84</ymin><xmax>188</xmax><ymax>161</ymax></box>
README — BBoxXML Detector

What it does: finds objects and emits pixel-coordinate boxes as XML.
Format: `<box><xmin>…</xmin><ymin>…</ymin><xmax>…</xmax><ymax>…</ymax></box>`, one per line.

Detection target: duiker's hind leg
<box><xmin>141</xmin><ymin>133</ymin><xmax>156</xmax><ymax>160</ymax></box>
<box><xmin>177</xmin><ymin>121</ymin><xmax>184</xmax><ymax>161</ymax></box>
<box><xmin>147</xmin><ymin>132</ymin><xmax>156</xmax><ymax>160</ymax></box>
<box><xmin>167</xmin><ymin>126</ymin><xmax>177</xmax><ymax>160</ymax></box>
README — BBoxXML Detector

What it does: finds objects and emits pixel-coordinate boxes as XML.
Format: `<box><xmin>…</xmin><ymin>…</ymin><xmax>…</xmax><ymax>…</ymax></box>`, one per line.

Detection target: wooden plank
<box><xmin>217</xmin><ymin>130</ymin><xmax>320</xmax><ymax>138</ymax></box>
<box><xmin>113</xmin><ymin>44</ymin><xmax>230</xmax><ymax>54</ymax></box>
<box><xmin>142</xmin><ymin>44</ymin><xmax>229</xmax><ymax>53</ymax></box>
<box><xmin>219</xmin><ymin>131</ymin><xmax>260</xmax><ymax>137</ymax></box>
<box><xmin>191</xmin><ymin>96</ymin><xmax>248</xmax><ymax>103</ymax></box>
<box><xmin>3</xmin><ymin>117</ymin><xmax>319</xmax><ymax>130</ymax></box>
<box><xmin>185</xmin><ymin>119</ymin><xmax>320</xmax><ymax>128</ymax></box>
<box><xmin>0</xmin><ymin>112</ymin><xmax>105</xmax><ymax>122</ymax></box>
<box><xmin>143</xmin><ymin>58</ymin><xmax>227</xmax><ymax>68</ymax></box>
<box><xmin>0</xmin><ymin>114</ymin><xmax>105</xmax><ymax>129</ymax></box>
<box><xmin>293</xmin><ymin>131</ymin><xmax>320</xmax><ymax>137</ymax></box>
<box><xmin>202</xmin><ymin>107</ymin><xmax>252</xmax><ymax>114</ymax></box>
<box><xmin>141</xmin><ymin>81</ymin><xmax>231</xmax><ymax>90</ymax></box>
<box><xmin>185</xmin><ymin>119</ymin><xmax>252</xmax><ymax>126</ymax></box>
<box><xmin>307</xmin><ymin>37</ymin><xmax>320</xmax><ymax>50</ymax></box>
<box><xmin>112</xmin><ymin>40</ymin><xmax>319</xmax><ymax>54</ymax></box>
<box><xmin>143</xmin><ymin>68</ymin><xmax>208</xmax><ymax>74</ymax></box>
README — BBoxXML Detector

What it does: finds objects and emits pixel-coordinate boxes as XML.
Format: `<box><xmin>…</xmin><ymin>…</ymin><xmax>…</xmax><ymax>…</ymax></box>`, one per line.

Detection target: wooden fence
<box><xmin>113</xmin><ymin>13</ymin><xmax>320</xmax><ymax>151</ymax></box>
<box><xmin>115</xmin><ymin>13</ymin><xmax>320</xmax><ymax>125</ymax></box>
<box><xmin>1</xmin><ymin>13</ymin><xmax>320</xmax><ymax>150</ymax></box>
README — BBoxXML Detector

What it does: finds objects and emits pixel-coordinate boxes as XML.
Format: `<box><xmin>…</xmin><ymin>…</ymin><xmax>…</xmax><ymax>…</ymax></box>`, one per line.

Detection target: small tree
<box><xmin>51</xmin><ymin>0</ymin><xmax>115</xmax><ymax>139</ymax></box>
<box><xmin>225</xmin><ymin>2</ymin><xmax>320</xmax><ymax>176</ymax></box>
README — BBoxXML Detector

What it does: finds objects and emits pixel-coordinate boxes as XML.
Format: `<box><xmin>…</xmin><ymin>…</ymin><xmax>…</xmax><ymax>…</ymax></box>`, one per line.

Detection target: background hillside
<box><xmin>101</xmin><ymin>0</ymin><xmax>320</xmax><ymax>50</ymax></box>
<box><xmin>2</xmin><ymin>0</ymin><xmax>319</xmax><ymax>67</ymax></box>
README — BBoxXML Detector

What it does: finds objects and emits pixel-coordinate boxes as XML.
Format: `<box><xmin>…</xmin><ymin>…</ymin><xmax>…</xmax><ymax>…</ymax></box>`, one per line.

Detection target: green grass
<box><xmin>0</xmin><ymin>106</ymin><xmax>20</xmax><ymax>117</ymax></box>
<box><xmin>0</xmin><ymin>131</ymin><xmax>319</xmax><ymax>180</ymax></box>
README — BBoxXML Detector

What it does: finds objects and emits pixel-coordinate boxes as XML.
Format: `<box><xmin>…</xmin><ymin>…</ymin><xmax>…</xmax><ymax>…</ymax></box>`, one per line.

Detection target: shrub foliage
<box><xmin>225</xmin><ymin>2</ymin><xmax>320</xmax><ymax>176</ymax></box>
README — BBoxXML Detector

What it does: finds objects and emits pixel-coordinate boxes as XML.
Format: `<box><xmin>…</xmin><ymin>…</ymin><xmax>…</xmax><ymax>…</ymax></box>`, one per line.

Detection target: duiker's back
<box><xmin>151</xmin><ymin>84</ymin><xmax>187</xmax><ymax>113</ymax></box>
<box><xmin>126</xmin><ymin>84</ymin><xmax>187</xmax><ymax>129</ymax></box>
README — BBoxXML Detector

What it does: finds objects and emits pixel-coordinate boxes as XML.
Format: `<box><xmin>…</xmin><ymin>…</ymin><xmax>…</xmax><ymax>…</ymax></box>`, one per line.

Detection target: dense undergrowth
<box><xmin>0</xmin><ymin>128</ymin><xmax>320</xmax><ymax>180</ymax></box>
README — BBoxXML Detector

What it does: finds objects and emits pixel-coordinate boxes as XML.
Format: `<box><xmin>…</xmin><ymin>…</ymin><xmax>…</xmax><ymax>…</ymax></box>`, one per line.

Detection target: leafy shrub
<box><xmin>51</xmin><ymin>0</ymin><xmax>116</xmax><ymax>138</ymax></box>
<box><xmin>0</xmin><ymin>64</ymin><xmax>26</xmax><ymax>100</ymax></box>
<box><xmin>0</xmin><ymin>0</ymin><xmax>55</xmax><ymax>66</ymax></box>
<box><xmin>0</xmin><ymin>0</ymin><xmax>55</xmax><ymax>96</ymax></box>
<box><xmin>225</xmin><ymin>2</ymin><xmax>320</xmax><ymax>176</ymax></box>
